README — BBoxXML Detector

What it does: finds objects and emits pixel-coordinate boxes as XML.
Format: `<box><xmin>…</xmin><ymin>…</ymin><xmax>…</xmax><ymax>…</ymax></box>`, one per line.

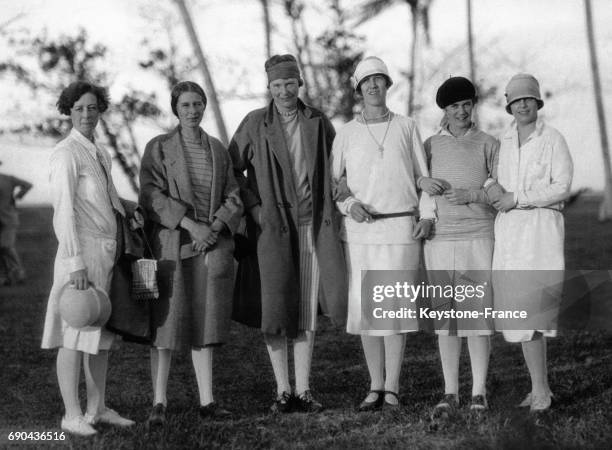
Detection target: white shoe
<box><xmin>518</xmin><ymin>392</ymin><xmax>532</xmax><ymax>408</ymax></box>
<box><xmin>61</xmin><ymin>415</ymin><xmax>97</xmax><ymax>436</ymax></box>
<box><xmin>85</xmin><ymin>408</ymin><xmax>135</xmax><ymax>427</ymax></box>
<box><xmin>530</xmin><ymin>392</ymin><xmax>553</xmax><ymax>412</ymax></box>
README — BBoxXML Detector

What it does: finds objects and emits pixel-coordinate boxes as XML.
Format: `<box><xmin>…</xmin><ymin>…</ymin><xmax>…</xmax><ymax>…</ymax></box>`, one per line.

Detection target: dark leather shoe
<box><xmin>295</xmin><ymin>390</ymin><xmax>323</xmax><ymax>413</ymax></box>
<box><xmin>199</xmin><ymin>402</ymin><xmax>231</xmax><ymax>419</ymax></box>
<box><xmin>270</xmin><ymin>391</ymin><xmax>293</xmax><ymax>413</ymax></box>
<box><xmin>358</xmin><ymin>390</ymin><xmax>384</xmax><ymax>412</ymax></box>
<box><xmin>147</xmin><ymin>403</ymin><xmax>166</xmax><ymax>427</ymax></box>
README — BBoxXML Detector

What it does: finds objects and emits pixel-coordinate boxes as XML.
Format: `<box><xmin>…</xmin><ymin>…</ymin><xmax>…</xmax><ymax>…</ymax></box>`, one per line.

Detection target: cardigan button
<box><xmin>281</xmin><ymin>226</ymin><xmax>288</xmax><ymax>233</ymax></box>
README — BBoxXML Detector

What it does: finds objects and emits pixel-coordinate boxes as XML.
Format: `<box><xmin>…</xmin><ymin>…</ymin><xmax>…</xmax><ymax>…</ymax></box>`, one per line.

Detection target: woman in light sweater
<box><xmin>331</xmin><ymin>56</ymin><xmax>435</xmax><ymax>411</ymax></box>
<box><xmin>419</xmin><ymin>77</ymin><xmax>500</xmax><ymax>418</ymax></box>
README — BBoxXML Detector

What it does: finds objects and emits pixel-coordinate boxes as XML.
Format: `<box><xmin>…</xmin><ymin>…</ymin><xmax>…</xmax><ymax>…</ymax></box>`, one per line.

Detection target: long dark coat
<box><xmin>139</xmin><ymin>126</ymin><xmax>243</xmax><ymax>350</ymax></box>
<box><xmin>228</xmin><ymin>100</ymin><xmax>347</xmax><ymax>338</ymax></box>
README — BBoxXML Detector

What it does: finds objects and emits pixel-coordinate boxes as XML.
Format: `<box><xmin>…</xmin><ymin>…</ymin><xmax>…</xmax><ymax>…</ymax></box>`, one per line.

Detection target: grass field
<box><xmin>1</xmin><ymin>196</ymin><xmax>611</xmax><ymax>449</ymax></box>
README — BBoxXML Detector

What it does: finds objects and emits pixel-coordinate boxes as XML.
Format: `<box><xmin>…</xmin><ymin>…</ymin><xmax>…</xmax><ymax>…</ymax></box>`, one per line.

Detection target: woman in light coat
<box><xmin>492</xmin><ymin>73</ymin><xmax>573</xmax><ymax>412</ymax></box>
<box><xmin>140</xmin><ymin>81</ymin><xmax>242</xmax><ymax>424</ymax></box>
<box><xmin>41</xmin><ymin>81</ymin><xmax>134</xmax><ymax>436</ymax></box>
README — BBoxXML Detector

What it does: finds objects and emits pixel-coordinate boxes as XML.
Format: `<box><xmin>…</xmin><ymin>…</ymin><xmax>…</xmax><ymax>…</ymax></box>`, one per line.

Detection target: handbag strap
<box><xmin>137</xmin><ymin>227</ymin><xmax>155</xmax><ymax>257</ymax></box>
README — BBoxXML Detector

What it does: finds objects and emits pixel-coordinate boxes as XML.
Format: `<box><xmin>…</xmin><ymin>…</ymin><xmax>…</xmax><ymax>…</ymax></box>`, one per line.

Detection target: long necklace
<box><xmin>362</xmin><ymin>109</ymin><xmax>392</xmax><ymax>158</ymax></box>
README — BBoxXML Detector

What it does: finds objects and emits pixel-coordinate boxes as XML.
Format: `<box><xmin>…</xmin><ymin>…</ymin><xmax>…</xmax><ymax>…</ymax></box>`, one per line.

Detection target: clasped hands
<box><xmin>181</xmin><ymin>216</ymin><xmax>224</xmax><ymax>253</ymax></box>
<box><xmin>348</xmin><ymin>202</ymin><xmax>433</xmax><ymax>239</ymax></box>
<box><xmin>419</xmin><ymin>177</ymin><xmax>471</xmax><ymax>205</ymax></box>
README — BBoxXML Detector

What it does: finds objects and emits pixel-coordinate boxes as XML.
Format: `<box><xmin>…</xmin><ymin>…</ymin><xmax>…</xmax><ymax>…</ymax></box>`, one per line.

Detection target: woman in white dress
<box><xmin>492</xmin><ymin>74</ymin><xmax>573</xmax><ymax>412</ymax></box>
<box><xmin>41</xmin><ymin>82</ymin><xmax>134</xmax><ymax>436</ymax></box>
<box><xmin>331</xmin><ymin>57</ymin><xmax>435</xmax><ymax>411</ymax></box>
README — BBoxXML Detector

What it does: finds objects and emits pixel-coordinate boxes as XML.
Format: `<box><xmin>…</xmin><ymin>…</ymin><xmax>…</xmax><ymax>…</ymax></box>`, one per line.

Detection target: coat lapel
<box><xmin>299</xmin><ymin>105</ymin><xmax>318</xmax><ymax>188</ymax></box>
<box><xmin>206</xmin><ymin>131</ymin><xmax>221</xmax><ymax>221</ymax></box>
<box><xmin>163</xmin><ymin>127</ymin><xmax>195</xmax><ymax>209</ymax></box>
<box><xmin>264</xmin><ymin>102</ymin><xmax>298</xmax><ymax>205</ymax></box>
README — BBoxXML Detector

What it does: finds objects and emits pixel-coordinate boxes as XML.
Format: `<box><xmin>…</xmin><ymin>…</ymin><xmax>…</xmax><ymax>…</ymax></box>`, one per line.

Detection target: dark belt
<box><xmin>370</xmin><ymin>210</ymin><xmax>417</xmax><ymax>220</ymax></box>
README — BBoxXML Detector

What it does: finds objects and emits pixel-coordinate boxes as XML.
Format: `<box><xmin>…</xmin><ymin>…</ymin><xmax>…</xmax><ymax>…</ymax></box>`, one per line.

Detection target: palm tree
<box><xmin>173</xmin><ymin>0</ymin><xmax>229</xmax><ymax>145</ymax></box>
<box><xmin>584</xmin><ymin>0</ymin><xmax>612</xmax><ymax>221</ymax></box>
<box><xmin>355</xmin><ymin>0</ymin><xmax>433</xmax><ymax>115</ymax></box>
<box><xmin>466</xmin><ymin>0</ymin><xmax>478</xmax><ymax>124</ymax></box>
<box><xmin>260</xmin><ymin>0</ymin><xmax>272</xmax><ymax>60</ymax></box>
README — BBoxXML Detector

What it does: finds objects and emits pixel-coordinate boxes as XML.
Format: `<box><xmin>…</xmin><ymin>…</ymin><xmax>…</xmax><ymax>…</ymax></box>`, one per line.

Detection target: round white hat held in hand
<box><xmin>58</xmin><ymin>283</ymin><xmax>112</xmax><ymax>330</ymax></box>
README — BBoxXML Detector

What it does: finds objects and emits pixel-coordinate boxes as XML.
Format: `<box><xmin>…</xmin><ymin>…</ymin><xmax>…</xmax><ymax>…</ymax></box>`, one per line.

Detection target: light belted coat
<box><xmin>139</xmin><ymin>126</ymin><xmax>243</xmax><ymax>350</ymax></box>
<box><xmin>229</xmin><ymin>100</ymin><xmax>348</xmax><ymax>338</ymax></box>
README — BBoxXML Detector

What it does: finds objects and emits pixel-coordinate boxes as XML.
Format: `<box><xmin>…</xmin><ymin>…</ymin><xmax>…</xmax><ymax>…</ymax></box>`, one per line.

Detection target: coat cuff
<box><xmin>64</xmin><ymin>255</ymin><xmax>86</xmax><ymax>273</ymax></box>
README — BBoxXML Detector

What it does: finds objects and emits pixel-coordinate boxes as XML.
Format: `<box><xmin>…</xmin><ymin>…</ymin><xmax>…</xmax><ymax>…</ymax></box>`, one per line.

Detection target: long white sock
<box><xmin>438</xmin><ymin>335</ymin><xmax>461</xmax><ymax>396</ymax></box>
<box><xmin>264</xmin><ymin>333</ymin><xmax>290</xmax><ymax>395</ymax></box>
<box><xmin>57</xmin><ymin>348</ymin><xmax>82</xmax><ymax>419</ymax></box>
<box><xmin>383</xmin><ymin>334</ymin><xmax>406</xmax><ymax>403</ymax></box>
<box><xmin>151</xmin><ymin>347</ymin><xmax>172</xmax><ymax>406</ymax></box>
<box><xmin>192</xmin><ymin>347</ymin><xmax>214</xmax><ymax>406</ymax></box>
<box><xmin>467</xmin><ymin>335</ymin><xmax>490</xmax><ymax>396</ymax></box>
<box><xmin>84</xmin><ymin>350</ymin><xmax>109</xmax><ymax>416</ymax></box>
<box><xmin>294</xmin><ymin>331</ymin><xmax>315</xmax><ymax>395</ymax></box>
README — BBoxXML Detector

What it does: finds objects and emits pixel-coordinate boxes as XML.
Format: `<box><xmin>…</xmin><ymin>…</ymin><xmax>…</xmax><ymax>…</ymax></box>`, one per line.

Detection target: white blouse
<box><xmin>49</xmin><ymin>128</ymin><xmax>123</xmax><ymax>273</ymax></box>
<box><xmin>331</xmin><ymin>114</ymin><xmax>435</xmax><ymax>244</ymax></box>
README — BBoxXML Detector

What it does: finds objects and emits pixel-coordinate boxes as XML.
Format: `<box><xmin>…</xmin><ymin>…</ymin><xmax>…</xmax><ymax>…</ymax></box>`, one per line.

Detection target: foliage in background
<box><xmin>0</xmin><ymin>28</ymin><xmax>162</xmax><ymax>193</ymax></box>
<box><xmin>282</xmin><ymin>0</ymin><xmax>364</xmax><ymax>120</ymax></box>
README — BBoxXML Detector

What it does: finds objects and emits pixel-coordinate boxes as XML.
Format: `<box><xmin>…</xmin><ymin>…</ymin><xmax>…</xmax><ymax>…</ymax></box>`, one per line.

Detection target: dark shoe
<box><xmin>147</xmin><ymin>403</ymin><xmax>166</xmax><ymax>428</ymax></box>
<box><xmin>270</xmin><ymin>391</ymin><xmax>293</xmax><ymax>414</ymax></box>
<box><xmin>357</xmin><ymin>390</ymin><xmax>384</xmax><ymax>412</ymax></box>
<box><xmin>470</xmin><ymin>394</ymin><xmax>488</xmax><ymax>412</ymax></box>
<box><xmin>295</xmin><ymin>390</ymin><xmax>323</xmax><ymax>413</ymax></box>
<box><xmin>431</xmin><ymin>394</ymin><xmax>459</xmax><ymax>420</ymax></box>
<box><xmin>199</xmin><ymin>402</ymin><xmax>231</xmax><ymax>419</ymax></box>
<box><xmin>383</xmin><ymin>391</ymin><xmax>400</xmax><ymax>409</ymax></box>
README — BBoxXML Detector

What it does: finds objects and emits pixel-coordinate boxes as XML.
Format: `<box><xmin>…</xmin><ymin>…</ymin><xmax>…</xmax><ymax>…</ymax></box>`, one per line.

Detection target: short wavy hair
<box><xmin>170</xmin><ymin>81</ymin><xmax>207</xmax><ymax>117</ymax></box>
<box><xmin>56</xmin><ymin>81</ymin><xmax>110</xmax><ymax>116</ymax></box>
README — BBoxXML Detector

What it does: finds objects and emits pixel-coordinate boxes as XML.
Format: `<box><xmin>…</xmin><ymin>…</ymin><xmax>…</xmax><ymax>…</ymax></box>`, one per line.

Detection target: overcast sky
<box><xmin>1</xmin><ymin>0</ymin><xmax>611</xmax><ymax>204</ymax></box>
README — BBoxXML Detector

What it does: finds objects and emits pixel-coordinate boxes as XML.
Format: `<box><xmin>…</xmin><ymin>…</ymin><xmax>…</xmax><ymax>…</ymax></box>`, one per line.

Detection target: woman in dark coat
<box><xmin>139</xmin><ymin>81</ymin><xmax>243</xmax><ymax>424</ymax></box>
<box><xmin>229</xmin><ymin>55</ymin><xmax>347</xmax><ymax>413</ymax></box>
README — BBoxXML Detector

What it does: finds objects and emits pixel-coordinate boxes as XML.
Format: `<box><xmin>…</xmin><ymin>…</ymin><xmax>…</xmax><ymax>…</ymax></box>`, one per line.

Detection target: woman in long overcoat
<box><xmin>139</xmin><ymin>81</ymin><xmax>242</xmax><ymax>423</ymax></box>
<box><xmin>229</xmin><ymin>54</ymin><xmax>347</xmax><ymax>413</ymax></box>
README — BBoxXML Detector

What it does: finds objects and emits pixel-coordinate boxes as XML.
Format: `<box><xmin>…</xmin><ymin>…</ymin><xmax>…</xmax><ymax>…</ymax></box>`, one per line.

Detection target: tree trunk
<box><xmin>407</xmin><ymin>5</ymin><xmax>418</xmax><ymax>116</ymax></box>
<box><xmin>174</xmin><ymin>0</ymin><xmax>229</xmax><ymax>145</ymax></box>
<box><xmin>584</xmin><ymin>0</ymin><xmax>612</xmax><ymax>221</ymax></box>
<box><xmin>98</xmin><ymin>118</ymin><xmax>139</xmax><ymax>194</ymax></box>
<box><xmin>466</xmin><ymin>0</ymin><xmax>478</xmax><ymax>124</ymax></box>
<box><xmin>261</xmin><ymin>0</ymin><xmax>272</xmax><ymax>59</ymax></box>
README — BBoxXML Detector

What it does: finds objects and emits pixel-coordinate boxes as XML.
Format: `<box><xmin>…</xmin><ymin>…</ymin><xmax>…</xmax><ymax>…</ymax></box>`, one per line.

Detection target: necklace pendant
<box><xmin>378</xmin><ymin>145</ymin><xmax>384</xmax><ymax>156</ymax></box>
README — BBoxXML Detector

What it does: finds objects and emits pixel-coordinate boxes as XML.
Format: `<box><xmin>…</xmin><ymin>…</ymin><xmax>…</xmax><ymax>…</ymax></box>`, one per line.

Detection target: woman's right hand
<box><xmin>349</xmin><ymin>202</ymin><xmax>373</xmax><ymax>223</ymax></box>
<box><xmin>190</xmin><ymin>223</ymin><xmax>218</xmax><ymax>252</ymax></box>
<box><xmin>419</xmin><ymin>177</ymin><xmax>451</xmax><ymax>196</ymax></box>
<box><xmin>69</xmin><ymin>269</ymin><xmax>89</xmax><ymax>290</ymax></box>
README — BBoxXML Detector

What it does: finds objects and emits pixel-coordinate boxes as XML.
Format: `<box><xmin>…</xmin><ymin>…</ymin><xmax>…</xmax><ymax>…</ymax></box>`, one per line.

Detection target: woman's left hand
<box><xmin>129</xmin><ymin>210</ymin><xmax>145</xmax><ymax>230</ymax></box>
<box><xmin>443</xmin><ymin>188</ymin><xmax>471</xmax><ymax>205</ymax></box>
<box><xmin>412</xmin><ymin>219</ymin><xmax>434</xmax><ymax>239</ymax></box>
<box><xmin>493</xmin><ymin>192</ymin><xmax>517</xmax><ymax>212</ymax></box>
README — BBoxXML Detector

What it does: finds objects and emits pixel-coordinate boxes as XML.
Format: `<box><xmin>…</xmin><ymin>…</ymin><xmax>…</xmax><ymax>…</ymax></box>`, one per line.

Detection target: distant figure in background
<box><xmin>493</xmin><ymin>73</ymin><xmax>573</xmax><ymax>412</ymax></box>
<box><xmin>140</xmin><ymin>81</ymin><xmax>242</xmax><ymax>425</ymax></box>
<box><xmin>41</xmin><ymin>81</ymin><xmax>134</xmax><ymax>436</ymax></box>
<box><xmin>0</xmin><ymin>162</ymin><xmax>32</xmax><ymax>285</ymax></box>
<box><xmin>419</xmin><ymin>77</ymin><xmax>499</xmax><ymax>418</ymax></box>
